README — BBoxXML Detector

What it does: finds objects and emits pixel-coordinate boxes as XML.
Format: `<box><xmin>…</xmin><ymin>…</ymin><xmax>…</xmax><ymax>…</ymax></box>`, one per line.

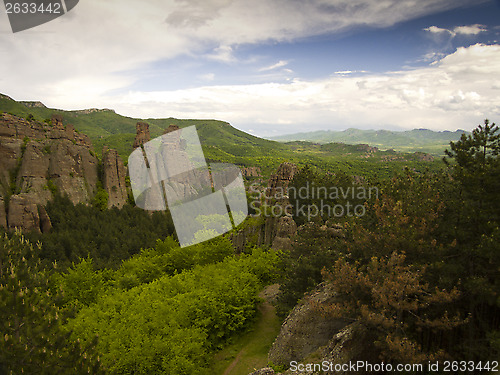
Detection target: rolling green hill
<box><xmin>269</xmin><ymin>127</ymin><xmax>467</xmax><ymax>155</ymax></box>
<box><xmin>0</xmin><ymin>93</ymin><xmax>445</xmax><ymax>180</ymax></box>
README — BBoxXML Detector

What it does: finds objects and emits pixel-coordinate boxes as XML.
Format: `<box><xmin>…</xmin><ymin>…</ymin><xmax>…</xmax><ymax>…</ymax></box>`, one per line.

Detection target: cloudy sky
<box><xmin>1</xmin><ymin>0</ymin><xmax>499</xmax><ymax>137</ymax></box>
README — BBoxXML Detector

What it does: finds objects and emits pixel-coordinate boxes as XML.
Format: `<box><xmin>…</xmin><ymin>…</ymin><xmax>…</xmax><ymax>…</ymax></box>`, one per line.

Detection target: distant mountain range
<box><xmin>0</xmin><ymin>93</ymin><xmax>446</xmax><ymax>179</ymax></box>
<box><xmin>269</xmin><ymin>128</ymin><xmax>468</xmax><ymax>155</ymax></box>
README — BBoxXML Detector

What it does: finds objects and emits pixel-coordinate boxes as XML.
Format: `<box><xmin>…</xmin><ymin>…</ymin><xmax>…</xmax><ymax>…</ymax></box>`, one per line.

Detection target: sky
<box><xmin>0</xmin><ymin>0</ymin><xmax>499</xmax><ymax>137</ymax></box>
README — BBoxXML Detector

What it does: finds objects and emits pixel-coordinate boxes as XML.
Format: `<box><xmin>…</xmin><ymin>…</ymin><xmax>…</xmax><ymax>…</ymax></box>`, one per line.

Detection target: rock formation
<box><xmin>229</xmin><ymin>162</ymin><xmax>299</xmax><ymax>252</ymax></box>
<box><xmin>102</xmin><ymin>147</ymin><xmax>128</xmax><ymax>208</ymax></box>
<box><xmin>7</xmin><ymin>195</ymin><xmax>40</xmax><ymax>232</ymax></box>
<box><xmin>0</xmin><ymin>112</ymin><xmax>104</xmax><ymax>231</ymax></box>
<box><xmin>268</xmin><ymin>282</ymin><xmax>348</xmax><ymax>367</ymax></box>
<box><xmin>249</xmin><ymin>283</ymin><xmax>374</xmax><ymax>375</ymax></box>
<box><xmin>241</xmin><ymin>166</ymin><xmax>262</xmax><ymax>178</ymax></box>
<box><xmin>266</xmin><ymin>162</ymin><xmax>299</xmax><ymax>206</ymax></box>
<box><xmin>163</xmin><ymin>124</ymin><xmax>180</xmax><ymax>134</ymax></box>
<box><xmin>271</xmin><ymin>216</ymin><xmax>297</xmax><ymax>250</ymax></box>
<box><xmin>133</xmin><ymin>122</ymin><xmax>150</xmax><ymax>148</ymax></box>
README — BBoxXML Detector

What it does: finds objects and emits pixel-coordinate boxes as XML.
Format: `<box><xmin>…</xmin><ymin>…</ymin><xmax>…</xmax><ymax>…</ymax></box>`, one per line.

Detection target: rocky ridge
<box><xmin>0</xmin><ymin>113</ymin><xmax>127</xmax><ymax>232</ymax></box>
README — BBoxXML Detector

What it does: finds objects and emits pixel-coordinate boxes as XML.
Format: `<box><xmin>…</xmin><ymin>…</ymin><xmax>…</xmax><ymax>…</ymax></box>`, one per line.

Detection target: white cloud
<box><xmin>206</xmin><ymin>45</ymin><xmax>236</xmax><ymax>63</ymax></box>
<box><xmin>198</xmin><ymin>73</ymin><xmax>216</xmax><ymax>81</ymax></box>
<box><xmin>106</xmin><ymin>44</ymin><xmax>500</xmax><ymax>136</ymax></box>
<box><xmin>424</xmin><ymin>26</ymin><xmax>454</xmax><ymax>35</ymax></box>
<box><xmin>424</xmin><ymin>24</ymin><xmax>487</xmax><ymax>38</ymax></box>
<box><xmin>454</xmin><ymin>24</ymin><xmax>487</xmax><ymax>35</ymax></box>
<box><xmin>0</xmin><ymin>0</ymin><xmax>495</xmax><ymax>134</ymax></box>
<box><xmin>259</xmin><ymin>60</ymin><xmax>289</xmax><ymax>72</ymax></box>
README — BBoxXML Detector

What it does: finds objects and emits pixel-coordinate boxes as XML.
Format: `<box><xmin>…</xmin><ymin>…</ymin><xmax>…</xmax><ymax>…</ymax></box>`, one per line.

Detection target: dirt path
<box><xmin>222</xmin><ymin>299</ymin><xmax>277</xmax><ymax>375</ymax></box>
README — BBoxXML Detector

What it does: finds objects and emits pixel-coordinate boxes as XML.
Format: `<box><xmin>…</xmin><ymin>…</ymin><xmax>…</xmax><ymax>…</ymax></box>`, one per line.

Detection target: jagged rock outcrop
<box><xmin>271</xmin><ymin>216</ymin><xmax>297</xmax><ymax>250</ymax></box>
<box><xmin>249</xmin><ymin>283</ymin><xmax>374</xmax><ymax>375</ymax></box>
<box><xmin>266</xmin><ymin>162</ymin><xmax>299</xmax><ymax>206</ymax></box>
<box><xmin>0</xmin><ymin>113</ymin><xmax>100</xmax><ymax>230</ymax></box>
<box><xmin>102</xmin><ymin>147</ymin><xmax>128</xmax><ymax>208</ymax></box>
<box><xmin>268</xmin><ymin>282</ymin><xmax>348</xmax><ymax>367</ymax></box>
<box><xmin>0</xmin><ymin>113</ymin><xmax>99</xmax><ymax>204</ymax></box>
<box><xmin>230</xmin><ymin>162</ymin><xmax>299</xmax><ymax>252</ymax></box>
<box><xmin>133</xmin><ymin>122</ymin><xmax>150</xmax><ymax>148</ymax></box>
<box><xmin>249</xmin><ymin>322</ymin><xmax>371</xmax><ymax>375</ymax></box>
<box><xmin>73</xmin><ymin>108</ymin><xmax>115</xmax><ymax>115</ymax></box>
<box><xmin>20</xmin><ymin>101</ymin><xmax>47</xmax><ymax>108</ymax></box>
<box><xmin>241</xmin><ymin>166</ymin><xmax>262</xmax><ymax>178</ymax></box>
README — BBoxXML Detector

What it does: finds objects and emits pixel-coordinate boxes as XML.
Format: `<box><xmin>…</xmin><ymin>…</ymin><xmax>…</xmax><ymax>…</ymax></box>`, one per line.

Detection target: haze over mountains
<box><xmin>1</xmin><ymin>92</ymin><xmax>465</xmax><ymax>159</ymax></box>
<box><xmin>269</xmin><ymin>128</ymin><xmax>468</xmax><ymax>155</ymax></box>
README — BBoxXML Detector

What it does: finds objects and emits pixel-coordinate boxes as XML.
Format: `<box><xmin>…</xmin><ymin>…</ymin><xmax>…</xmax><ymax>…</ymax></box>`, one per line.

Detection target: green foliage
<box><xmin>65</xmin><ymin>248</ymin><xmax>278</xmax><ymax>374</ymax></box>
<box><xmin>55</xmin><ymin>257</ymin><xmax>106</xmax><ymax>308</ymax></box>
<box><xmin>320</xmin><ymin>252</ymin><xmax>464</xmax><ymax>362</ymax></box>
<box><xmin>92</xmin><ymin>185</ymin><xmax>109</xmax><ymax>211</ymax></box>
<box><xmin>113</xmin><ymin>236</ymin><xmax>234</xmax><ymax>289</ymax></box>
<box><xmin>43</xmin><ymin>178</ymin><xmax>58</xmax><ymax>196</ymax></box>
<box><xmin>0</xmin><ymin>232</ymin><xmax>102</xmax><ymax>374</ymax></box>
<box><xmin>272</xmin><ymin>127</ymin><xmax>468</xmax><ymax>155</ymax></box>
<box><xmin>26</xmin><ymin>194</ymin><xmax>176</xmax><ymax>270</ymax></box>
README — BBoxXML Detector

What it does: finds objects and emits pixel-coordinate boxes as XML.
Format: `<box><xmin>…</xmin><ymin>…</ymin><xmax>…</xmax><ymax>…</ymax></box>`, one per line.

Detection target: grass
<box><xmin>210</xmin><ymin>297</ymin><xmax>281</xmax><ymax>375</ymax></box>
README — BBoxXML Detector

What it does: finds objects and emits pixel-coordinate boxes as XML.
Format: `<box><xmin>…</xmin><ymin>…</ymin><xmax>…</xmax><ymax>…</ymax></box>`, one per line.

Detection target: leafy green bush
<box><xmin>65</xmin><ymin>247</ymin><xmax>278</xmax><ymax>374</ymax></box>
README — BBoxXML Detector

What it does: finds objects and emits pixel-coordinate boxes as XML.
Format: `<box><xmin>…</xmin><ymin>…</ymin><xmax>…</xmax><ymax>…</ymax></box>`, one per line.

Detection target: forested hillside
<box><xmin>0</xmin><ymin>93</ymin><xmax>498</xmax><ymax>374</ymax></box>
<box><xmin>270</xmin><ymin>127</ymin><xmax>468</xmax><ymax>155</ymax></box>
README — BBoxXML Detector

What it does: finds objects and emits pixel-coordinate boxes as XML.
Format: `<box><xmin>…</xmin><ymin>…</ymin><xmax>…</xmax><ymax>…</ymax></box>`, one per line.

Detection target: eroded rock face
<box><xmin>102</xmin><ymin>147</ymin><xmax>128</xmax><ymax>208</ymax></box>
<box><xmin>268</xmin><ymin>282</ymin><xmax>348</xmax><ymax>368</ymax></box>
<box><xmin>249</xmin><ymin>282</ymin><xmax>374</xmax><ymax>375</ymax></box>
<box><xmin>266</xmin><ymin>162</ymin><xmax>299</xmax><ymax>206</ymax></box>
<box><xmin>7</xmin><ymin>195</ymin><xmax>40</xmax><ymax>232</ymax></box>
<box><xmin>249</xmin><ymin>322</ymin><xmax>370</xmax><ymax>375</ymax></box>
<box><xmin>133</xmin><ymin>122</ymin><xmax>150</xmax><ymax>149</ymax></box>
<box><xmin>0</xmin><ymin>112</ymin><xmax>101</xmax><ymax>231</ymax></box>
<box><xmin>271</xmin><ymin>216</ymin><xmax>297</xmax><ymax>251</ymax></box>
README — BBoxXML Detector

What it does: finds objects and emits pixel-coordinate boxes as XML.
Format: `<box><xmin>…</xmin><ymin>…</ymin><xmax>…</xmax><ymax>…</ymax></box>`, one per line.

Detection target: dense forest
<box><xmin>1</xmin><ymin>118</ymin><xmax>499</xmax><ymax>374</ymax></box>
